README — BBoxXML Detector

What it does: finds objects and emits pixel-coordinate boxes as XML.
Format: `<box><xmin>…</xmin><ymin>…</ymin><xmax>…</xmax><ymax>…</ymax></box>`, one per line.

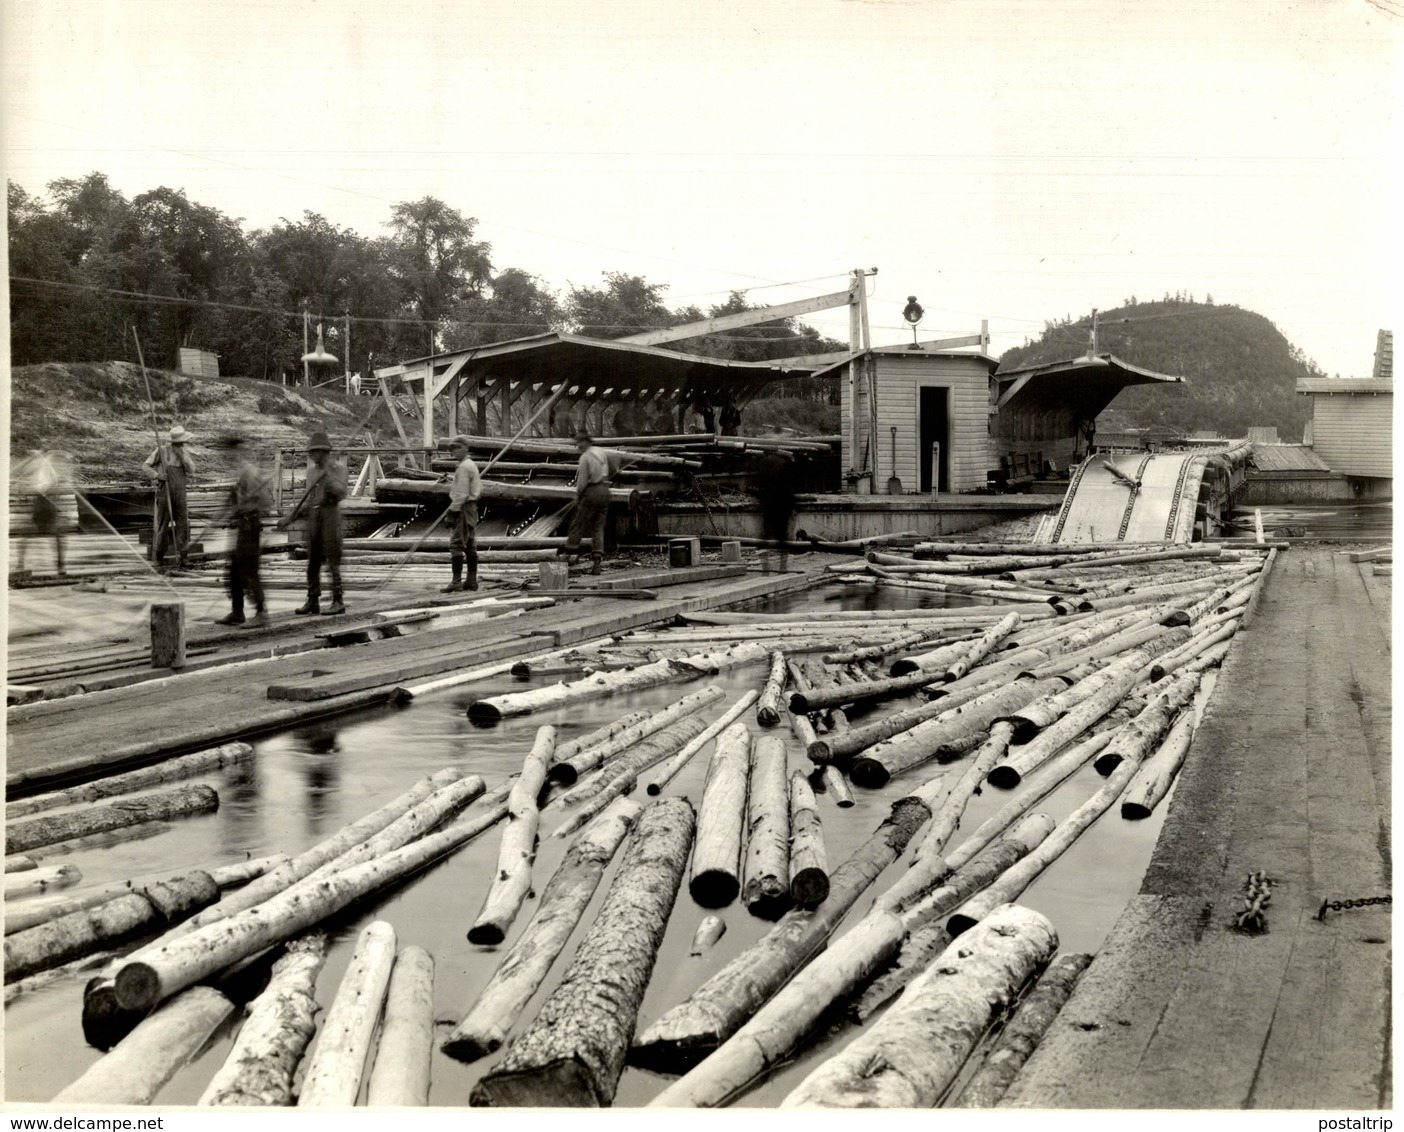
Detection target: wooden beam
<box><xmin>377</xmin><ymin>377</ymin><xmax>418</xmax><ymax>468</ymax></box>
<box><xmin>996</xmin><ymin>373</ymin><xmax>1035</xmax><ymax>411</ymax></box>
<box><xmin>619</xmin><ymin>287</ymin><xmax>856</xmax><ymax>348</ymax></box>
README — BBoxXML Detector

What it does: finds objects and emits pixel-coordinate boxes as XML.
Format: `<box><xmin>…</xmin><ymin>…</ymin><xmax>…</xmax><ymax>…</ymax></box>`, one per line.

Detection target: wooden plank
<box><xmin>619</xmin><ymin>289</ymin><xmax>853</xmax><ymax>348</ymax></box>
<box><xmin>266</xmin><ymin>634</ymin><xmax>527</xmax><ymax>702</ymax></box>
<box><xmin>579</xmin><ymin>564</ymin><xmax>747</xmax><ymax>591</ymax></box>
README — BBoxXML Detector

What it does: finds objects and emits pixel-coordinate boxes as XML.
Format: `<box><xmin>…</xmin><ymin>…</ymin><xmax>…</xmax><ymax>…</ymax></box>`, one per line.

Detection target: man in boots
<box><xmin>143</xmin><ymin>424</ymin><xmax>195</xmax><ymax>570</ymax></box>
<box><xmin>278</xmin><ymin>431</ymin><xmax>347</xmax><ymax>615</ymax></box>
<box><xmin>559</xmin><ymin>429</ymin><xmax>622</xmax><ymax>576</ymax></box>
<box><xmin>214</xmin><ymin>436</ymin><xmax>271</xmax><ymax>628</ymax></box>
<box><xmin>442</xmin><ymin>434</ymin><xmax>481</xmax><ymax>593</ymax></box>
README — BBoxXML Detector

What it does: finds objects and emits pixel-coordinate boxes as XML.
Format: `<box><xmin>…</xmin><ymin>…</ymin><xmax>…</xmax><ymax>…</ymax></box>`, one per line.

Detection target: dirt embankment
<box><xmin>9</xmin><ymin>362</ymin><xmax>394</xmax><ymax>483</ymax></box>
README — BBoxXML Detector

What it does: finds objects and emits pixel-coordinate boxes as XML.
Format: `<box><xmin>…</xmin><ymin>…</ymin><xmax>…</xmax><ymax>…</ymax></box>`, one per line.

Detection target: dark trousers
<box><xmin>306</xmin><ymin>505</ymin><xmax>343</xmax><ymax>602</ymax></box>
<box><xmin>448</xmin><ymin>502</ymin><xmax>478</xmax><ymax>565</ymax></box>
<box><xmin>566</xmin><ymin>484</ymin><xmax>610</xmax><ymax>556</ymax></box>
<box><xmin>229</xmin><ymin>516</ymin><xmax>264</xmax><ymax>615</ymax></box>
<box><xmin>154</xmin><ymin>486</ymin><xmax>189</xmax><ymax>565</ymax></box>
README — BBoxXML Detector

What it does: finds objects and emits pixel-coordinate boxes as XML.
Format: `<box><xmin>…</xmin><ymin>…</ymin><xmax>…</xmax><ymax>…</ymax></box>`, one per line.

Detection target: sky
<box><xmin>3</xmin><ymin>0</ymin><xmax>1400</xmax><ymax>376</ymax></box>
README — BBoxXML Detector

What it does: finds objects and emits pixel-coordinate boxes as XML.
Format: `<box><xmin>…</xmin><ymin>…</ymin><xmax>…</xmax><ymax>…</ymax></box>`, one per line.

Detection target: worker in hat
<box><xmin>15</xmin><ymin>449</ymin><xmax>73</xmax><ymax>578</ymax></box>
<box><xmin>143</xmin><ymin>424</ymin><xmax>195</xmax><ymax>570</ymax></box>
<box><xmin>558</xmin><ymin>429</ymin><xmax>624</xmax><ymax>575</ymax></box>
<box><xmin>277</xmin><ymin>430</ymin><xmax>347</xmax><ymax>614</ymax></box>
<box><xmin>442</xmin><ymin>434</ymin><xmax>482</xmax><ymax>592</ymax></box>
<box><xmin>213</xmin><ymin>436</ymin><xmax>272</xmax><ymax>628</ymax></box>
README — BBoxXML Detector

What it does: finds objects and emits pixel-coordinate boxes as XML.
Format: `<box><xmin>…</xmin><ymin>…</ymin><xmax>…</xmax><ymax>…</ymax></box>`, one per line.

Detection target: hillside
<box><xmin>997</xmin><ymin>299</ymin><xmax>1317</xmax><ymax>440</ymax></box>
<box><xmin>9</xmin><ymin>362</ymin><xmax>388</xmax><ymax>482</ymax></box>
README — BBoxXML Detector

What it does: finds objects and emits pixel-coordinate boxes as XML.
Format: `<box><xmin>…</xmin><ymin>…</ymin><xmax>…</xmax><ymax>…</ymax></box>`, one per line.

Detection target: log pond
<box><xmin>4</xmin><ymin>585</ymin><xmax>1175</xmax><ymax>1106</ymax></box>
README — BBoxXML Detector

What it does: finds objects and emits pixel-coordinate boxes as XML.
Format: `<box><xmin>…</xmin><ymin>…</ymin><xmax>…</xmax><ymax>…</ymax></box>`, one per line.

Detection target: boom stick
<box><xmin>131</xmin><ymin>328</ymin><xmax>181</xmax><ymax>568</ymax></box>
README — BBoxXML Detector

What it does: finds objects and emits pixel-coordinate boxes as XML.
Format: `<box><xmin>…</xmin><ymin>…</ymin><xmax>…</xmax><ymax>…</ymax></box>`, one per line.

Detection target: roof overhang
<box><xmin>809</xmin><ymin>346</ymin><xmax>1000</xmax><ymax>382</ymax></box>
<box><xmin>993</xmin><ymin>353</ymin><xmax>1185</xmax><ymax>419</ymax></box>
<box><xmin>1296</xmin><ymin>377</ymin><xmax>1393</xmax><ymax>395</ymax></box>
<box><xmin>375</xmin><ymin>332</ymin><xmax>843</xmax><ymax>405</ymax></box>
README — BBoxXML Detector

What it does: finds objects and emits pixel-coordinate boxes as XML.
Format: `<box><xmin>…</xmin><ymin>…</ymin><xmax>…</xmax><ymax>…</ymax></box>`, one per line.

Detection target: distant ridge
<box><xmin>996</xmin><ymin>298</ymin><xmax>1318</xmax><ymax>439</ymax></box>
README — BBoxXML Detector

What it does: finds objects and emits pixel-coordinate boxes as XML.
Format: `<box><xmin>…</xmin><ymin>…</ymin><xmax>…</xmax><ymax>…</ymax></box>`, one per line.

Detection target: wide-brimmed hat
<box><xmin>448</xmin><ymin>434</ymin><xmax>472</xmax><ymax>450</ymax></box>
<box><xmin>307</xmin><ymin>431</ymin><xmax>332</xmax><ymax>452</ymax></box>
<box><xmin>574</xmin><ymin>429</ymin><xmax>593</xmax><ymax>443</ymax></box>
<box><xmin>168</xmin><ymin>425</ymin><xmax>191</xmax><ymax>444</ymax></box>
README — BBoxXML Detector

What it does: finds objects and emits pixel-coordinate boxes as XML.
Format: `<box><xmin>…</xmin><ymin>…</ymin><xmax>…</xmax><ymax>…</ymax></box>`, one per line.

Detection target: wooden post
<box><xmin>720</xmin><ymin>540</ymin><xmax>743</xmax><ymax>563</ymax></box>
<box><xmin>151</xmin><ymin>601</ymin><xmax>186</xmax><ymax>669</ymax></box>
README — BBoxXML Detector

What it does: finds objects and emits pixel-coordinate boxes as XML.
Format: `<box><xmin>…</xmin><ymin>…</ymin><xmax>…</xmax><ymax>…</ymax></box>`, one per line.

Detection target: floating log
<box><xmin>298</xmin><ymin>921</ymin><xmax>398</xmax><ymax>1106</ymax></box>
<box><xmin>378</xmin><ymin>476</ymin><xmax>641</xmax><ymax>507</ymax></box>
<box><xmin>468</xmin><ymin>641</ymin><xmax>777</xmax><ymax>723</ymax></box>
<box><xmin>788</xmin><ymin>665</ymin><xmax>954</xmax><ymax>715</ymax></box>
<box><xmin>987</xmin><ymin>648</ymin><xmax>1165</xmax><ymax>789</ymax></box>
<box><xmin>6</xmin><ymin>784</ymin><xmax>218</xmax><ymax>856</ymax></box>
<box><xmin>443</xmin><ymin>798</ymin><xmax>639</xmax><ymax>1063</ymax></box>
<box><xmin>630</xmin><ymin>777</ymin><xmax>946</xmax><ymax>1071</ymax></box>
<box><xmin>172</xmin><ymin>768</ymin><xmax>466</xmax><ymax>939</ymax></box>
<box><xmin>6</xmin><ymin>947</ymin><xmax>120</xmax><ymax>1006</ymax></box>
<box><xmin>913</xmin><ymin>540</ymin><xmax>1178</xmax><ymax>557</ymax></box>
<box><xmin>949</xmin><ymin>756</ymin><xmax>1144</xmax><ymax>935</ymax></box>
<box><xmin>3</xmin><ymin>855</ymin><xmax>37</xmax><ymax>874</ymax></box>
<box><xmin>953</xmin><ymin>950</ymin><xmax>1094</xmax><ymax>1107</ymax></box>
<box><xmin>7</xmin><ymin>742</ymin><xmax>253</xmax><ymax>821</ymax></box>
<box><xmin>822</xmin><ymin>627</ymin><xmax>945</xmax><ymax>666</ymax></box>
<box><xmin>1238</xmin><ymin>546</ymin><xmax>1279</xmax><ymax>630</ymax></box>
<box><xmin>550</xmin><ymin>714</ymin><xmax>709</xmax><ymax>839</ymax></box>
<box><xmin>106</xmin><ymin>792</ymin><xmax>514</xmax><ymax>1017</ymax></box>
<box><xmin>648</xmin><ymin>821</ymin><xmax>1052</xmax><ymax>1108</ymax></box>
<box><xmin>849</xmin><ymin>919</ymin><xmax>952</xmax><ymax>1023</ymax></box>
<box><xmin>690</xmin><ymin>915</ymin><xmax>727</xmax><ymax>955</ymax></box>
<box><xmin>5</xmin><ymin>871</ymin><xmax>219</xmax><ymax>984</ymax></box>
<box><xmin>3</xmin><ymin>863</ymin><xmax>81</xmax><ymax>899</ymax></box>
<box><xmin>548</xmin><ymin>686</ymin><xmax>723</xmax><ymax>787</ymax></box>
<box><xmin>789</xmin><ymin>708</ymin><xmax>821</xmax><ymax>752</ymax></box>
<box><xmin>887</xmin><ymin>633</ymin><xmax>981</xmax><ymax>677</ymax></box>
<box><xmin>198</xmin><ymin>933</ymin><xmax>328</xmax><ymax>1106</ymax></box>
<box><xmin>755</xmin><ymin>651</ymin><xmax>788</xmax><ymax>727</ymax></box>
<box><xmin>821</xmin><ymin>765</ymin><xmax>855</xmax><ymax>807</ymax></box>
<box><xmin>1092</xmin><ymin>673</ymin><xmax>1199</xmax><ymax>777</ymax></box>
<box><xmin>779</xmin><ymin>904</ymin><xmax>1057</xmax><ymax>1108</ymax></box>
<box><xmin>941</xmin><ymin>613</ymin><xmax>1022</xmax><ymax>682</ymax></box>
<box><xmin>807</xmin><ymin>696</ymin><xmax>948</xmax><ymax>765</ymax></box>
<box><xmin>547</xmin><ymin>711</ymin><xmax>652</xmax><ymax>782</ymax></box>
<box><xmin>470</xmin><ymin>797</ymin><xmax>695</xmax><ymax>1107</ymax></box>
<box><xmin>788</xmin><ymin>773</ymin><xmax>829</xmax><ymax>908</ymax></box>
<box><xmin>366</xmin><ymin>946</ymin><xmax>435</xmax><ymax>1106</ymax></box>
<box><xmin>903</xmin><ymin>721</ymin><xmax>1017</xmax><ymax>866</ymax></box>
<box><xmin>742</xmin><ymin>737</ymin><xmax>792</xmax><ymax>920</ymax></box>
<box><xmin>1005</xmin><ymin>638</ymin><xmax>1170</xmax><ymax>742</ymax></box>
<box><xmin>849</xmin><ymin>677</ymin><xmax>1061</xmax><ymax>789</ymax></box>
<box><xmin>689</xmin><ymin>722</ymin><xmax>753</xmax><ymax>908</ymax></box>
<box><xmin>645</xmin><ymin>690</ymin><xmax>760</xmax><ymax>795</ymax></box>
<box><xmin>469</xmin><ymin>727</ymin><xmax>557</xmax><ymax>945</ymax></box>
<box><xmin>55</xmin><ymin>986</ymin><xmax>236</xmax><ymax>1105</ymax></box>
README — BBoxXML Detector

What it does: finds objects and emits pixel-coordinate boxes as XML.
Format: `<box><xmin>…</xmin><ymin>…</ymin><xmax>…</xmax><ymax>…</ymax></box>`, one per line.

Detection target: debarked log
<box><xmin>779</xmin><ymin>904</ymin><xmax>1058</xmax><ymax>1108</ymax></box>
<box><xmin>5</xmin><ymin>871</ymin><xmax>220</xmax><ymax>984</ymax></box>
<box><xmin>443</xmin><ymin>798</ymin><xmax>639</xmax><ymax>1063</ymax></box>
<box><xmin>646</xmin><ymin>690</ymin><xmax>760</xmax><ymax>796</ymax></box>
<box><xmin>365</xmin><ymin>946</ymin><xmax>436</xmax><ymax>1106</ymax></box>
<box><xmin>1091</xmin><ymin>672</ymin><xmax>1200</xmax><ymax>777</ymax></box>
<box><xmin>198</xmin><ymin>933</ymin><xmax>328</xmax><ymax>1106</ymax></box>
<box><xmin>629</xmin><ymin>777</ymin><xmax>946</xmax><ymax>1072</ymax></box>
<box><xmin>547</xmin><ymin>711</ymin><xmax>652</xmax><ymax>783</ymax></box>
<box><xmin>470</xmin><ymin>797</ymin><xmax>695</xmax><ymax>1107</ymax></box>
<box><xmin>756</xmin><ymin>651</ymin><xmax>788</xmax><ymax>727</ymax></box>
<box><xmin>55</xmin><ymin>986</ymin><xmax>236</xmax><ymax>1105</ymax></box>
<box><xmin>952</xmin><ymin>951</ymin><xmax>1093</xmax><ymax>1107</ymax></box>
<box><xmin>549</xmin><ymin>686</ymin><xmax>722</xmax><ymax>785</ymax></box>
<box><xmin>469</xmin><ymin>727</ymin><xmax>557</xmax><ymax>945</ymax></box>
<box><xmin>1120</xmin><ymin>706</ymin><xmax>1197</xmax><ymax>820</ymax></box>
<box><xmin>6</xmin><ymin>784</ymin><xmax>219</xmax><ymax>856</ymax></box>
<box><xmin>941</xmin><ymin>612</ymin><xmax>1022</xmax><ymax>683</ymax></box>
<box><xmin>6</xmin><ymin>743</ymin><xmax>253</xmax><ymax>821</ymax></box>
<box><xmin>690</xmin><ymin>915</ymin><xmax>727</xmax><ymax>956</ymax></box>
<box><xmin>689</xmin><ymin>722</ymin><xmax>753</xmax><ymax>908</ymax></box>
<box><xmin>298</xmin><ymin>920</ymin><xmax>397</xmax><ymax>1106</ymax></box>
<box><xmin>743</xmin><ymin>737</ymin><xmax>792</xmax><ymax>920</ymax></box>
<box><xmin>821</xmin><ymin>765</ymin><xmax>855</xmax><ymax>807</ymax></box>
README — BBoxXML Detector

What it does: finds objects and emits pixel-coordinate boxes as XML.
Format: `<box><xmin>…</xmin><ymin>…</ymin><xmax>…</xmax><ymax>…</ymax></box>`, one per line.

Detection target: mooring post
<box><xmin>151</xmin><ymin>601</ymin><xmax>186</xmax><ymax>669</ymax></box>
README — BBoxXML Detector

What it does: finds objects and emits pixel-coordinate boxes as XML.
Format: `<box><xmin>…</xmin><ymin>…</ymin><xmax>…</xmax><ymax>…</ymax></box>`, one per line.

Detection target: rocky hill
<box><xmin>8</xmin><ymin>362</ymin><xmax>388</xmax><ymax>482</ymax></box>
<box><xmin>997</xmin><ymin>299</ymin><xmax>1318</xmax><ymax>440</ymax></box>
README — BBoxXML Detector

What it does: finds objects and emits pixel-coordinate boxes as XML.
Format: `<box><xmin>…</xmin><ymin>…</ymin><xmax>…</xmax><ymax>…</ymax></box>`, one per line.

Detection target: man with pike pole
<box><xmin>213</xmin><ymin>435</ymin><xmax>272</xmax><ymax>627</ymax></box>
<box><xmin>278</xmin><ymin>430</ymin><xmax>347</xmax><ymax>615</ymax></box>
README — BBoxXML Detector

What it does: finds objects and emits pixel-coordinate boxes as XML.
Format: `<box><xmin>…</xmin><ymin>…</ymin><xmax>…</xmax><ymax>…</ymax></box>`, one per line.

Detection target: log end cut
<box><xmin>81</xmin><ymin>980</ymin><xmax>146</xmax><ymax>1051</ymax></box>
<box><xmin>847</xmin><ymin>759</ymin><xmax>890</xmax><ymax>790</ymax></box>
<box><xmin>112</xmin><ymin>961</ymin><xmax>162</xmax><ymax>1012</ymax></box>
<box><xmin>471</xmin><ymin>1053</ymin><xmax>604</xmax><ymax>1107</ymax></box>
<box><xmin>1092</xmin><ymin>752</ymin><xmax>1123</xmax><ymax>777</ymax></box>
<box><xmin>466</xmin><ymin>922</ymin><xmax>507</xmax><ymax>947</ymax></box>
<box><xmin>689</xmin><ymin>872</ymin><xmax>740</xmax><ymax>909</ymax></box>
<box><xmin>441</xmin><ymin>1029</ymin><xmax>503</xmax><ymax>1064</ymax></box>
<box><xmin>985</xmin><ymin>765</ymin><xmax>1021</xmax><ymax>791</ymax></box>
<box><xmin>1120</xmin><ymin>801</ymin><xmax>1151</xmax><ymax>820</ymax></box>
<box><xmin>466</xmin><ymin>702</ymin><xmax>505</xmax><ymax>724</ymax></box>
<box><xmin>790</xmin><ymin>868</ymin><xmax>830</xmax><ymax>909</ymax></box>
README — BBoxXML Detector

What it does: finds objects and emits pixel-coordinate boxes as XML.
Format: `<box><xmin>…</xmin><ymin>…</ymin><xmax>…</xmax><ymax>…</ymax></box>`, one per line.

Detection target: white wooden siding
<box><xmin>841</xmin><ymin>354</ymin><xmax>993</xmax><ymax>492</ymax></box>
<box><xmin>1310</xmin><ymin>393</ymin><xmax>1393</xmax><ymax>478</ymax></box>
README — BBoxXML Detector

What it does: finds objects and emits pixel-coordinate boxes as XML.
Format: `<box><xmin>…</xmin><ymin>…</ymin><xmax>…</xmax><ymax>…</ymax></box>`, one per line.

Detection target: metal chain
<box><xmin>1233</xmin><ymin>870</ymin><xmax>1274</xmax><ymax>933</ymax></box>
<box><xmin>1316</xmin><ymin>894</ymin><xmax>1392</xmax><ymax>920</ymax></box>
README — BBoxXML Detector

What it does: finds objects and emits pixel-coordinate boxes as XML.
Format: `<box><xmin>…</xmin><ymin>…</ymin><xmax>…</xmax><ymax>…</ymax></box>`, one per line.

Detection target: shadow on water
<box><xmin>1232</xmin><ymin>501</ymin><xmax>1393</xmax><ymax>541</ymax></box>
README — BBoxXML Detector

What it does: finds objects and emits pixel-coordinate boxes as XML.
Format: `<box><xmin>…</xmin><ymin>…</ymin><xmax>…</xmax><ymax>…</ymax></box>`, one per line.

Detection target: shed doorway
<box><xmin>919</xmin><ymin>386</ymin><xmax>951</xmax><ymax>493</ymax></box>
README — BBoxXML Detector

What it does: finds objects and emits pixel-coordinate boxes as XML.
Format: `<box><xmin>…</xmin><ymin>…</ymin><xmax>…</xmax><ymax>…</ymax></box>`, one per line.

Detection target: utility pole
<box><xmin>344</xmin><ymin>311</ymin><xmax>351</xmax><ymax>396</ymax></box>
<box><xmin>302</xmin><ymin>309</ymin><xmax>310</xmax><ymax>387</ymax></box>
<box><xmin>1088</xmin><ymin>309</ymin><xmax>1099</xmax><ymax>358</ymax></box>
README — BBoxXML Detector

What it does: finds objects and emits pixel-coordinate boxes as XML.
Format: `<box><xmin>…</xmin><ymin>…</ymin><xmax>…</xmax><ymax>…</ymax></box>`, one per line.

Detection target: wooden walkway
<box><xmin>1004</xmin><ymin>547</ymin><xmax>1392</xmax><ymax>1109</ymax></box>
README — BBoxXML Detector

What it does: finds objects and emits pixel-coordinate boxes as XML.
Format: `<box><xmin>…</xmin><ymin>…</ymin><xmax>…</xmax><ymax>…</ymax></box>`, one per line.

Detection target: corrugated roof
<box><xmin>1250</xmin><ymin>445</ymin><xmax>1332</xmax><ymax>472</ymax></box>
<box><xmin>1296</xmin><ymin>377</ymin><xmax>1393</xmax><ymax>395</ymax></box>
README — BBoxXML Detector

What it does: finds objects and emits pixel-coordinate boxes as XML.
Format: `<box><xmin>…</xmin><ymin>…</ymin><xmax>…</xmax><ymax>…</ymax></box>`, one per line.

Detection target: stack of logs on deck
<box><xmin>374</xmin><ymin>432</ymin><xmax>841</xmax><ymax>514</ymax></box>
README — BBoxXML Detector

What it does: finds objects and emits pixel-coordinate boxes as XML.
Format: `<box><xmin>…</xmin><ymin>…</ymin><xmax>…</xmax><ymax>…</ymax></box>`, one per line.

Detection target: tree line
<box><xmin>8</xmin><ymin>173</ymin><xmax>844</xmax><ymax>398</ymax></box>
